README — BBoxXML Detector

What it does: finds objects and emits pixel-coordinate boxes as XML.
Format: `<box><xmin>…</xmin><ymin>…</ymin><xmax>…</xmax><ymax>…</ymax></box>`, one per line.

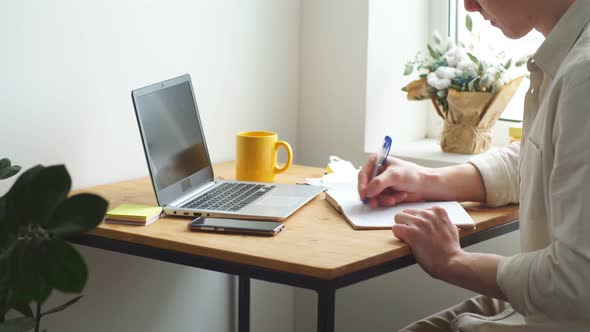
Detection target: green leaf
<box><xmin>40</xmin><ymin>295</ymin><xmax>82</xmax><ymax>318</ymax></box>
<box><xmin>468</xmin><ymin>79</ymin><xmax>476</xmax><ymax>92</ymax></box>
<box><xmin>45</xmin><ymin>240</ymin><xmax>87</xmax><ymax>293</ymax></box>
<box><xmin>0</xmin><ymin>287</ymin><xmax>9</xmax><ymax>318</ymax></box>
<box><xmin>0</xmin><ymin>316</ymin><xmax>35</xmax><ymax>332</ymax></box>
<box><xmin>403</xmin><ymin>64</ymin><xmax>413</xmax><ymax>76</ymax></box>
<box><xmin>0</xmin><ymin>196</ymin><xmax>16</xmax><ymax>250</ymax></box>
<box><xmin>467</xmin><ymin>52</ymin><xmax>479</xmax><ymax>64</ymax></box>
<box><xmin>504</xmin><ymin>59</ymin><xmax>512</xmax><ymax>70</ymax></box>
<box><xmin>401</xmin><ymin>86</ymin><xmax>408</xmax><ymax>92</ymax></box>
<box><xmin>433</xmin><ymin>31</ymin><xmax>441</xmax><ymax>45</ymax></box>
<box><xmin>4</xmin><ymin>166</ymin><xmax>45</xmax><ymax>230</ymax></box>
<box><xmin>478</xmin><ymin>62</ymin><xmax>485</xmax><ymax>74</ymax></box>
<box><xmin>466</xmin><ymin>14</ymin><xmax>473</xmax><ymax>32</ymax></box>
<box><xmin>427</xmin><ymin>44</ymin><xmax>440</xmax><ymax>59</ymax></box>
<box><xmin>0</xmin><ymin>166</ymin><xmax>21</xmax><ymax>180</ymax></box>
<box><xmin>7</xmin><ymin>239</ymin><xmax>51</xmax><ymax>305</ymax></box>
<box><xmin>0</xmin><ymin>159</ymin><xmax>10</xmax><ymax>170</ymax></box>
<box><xmin>30</xmin><ymin>166</ymin><xmax>71</xmax><ymax>226</ymax></box>
<box><xmin>46</xmin><ymin>194</ymin><xmax>107</xmax><ymax>237</ymax></box>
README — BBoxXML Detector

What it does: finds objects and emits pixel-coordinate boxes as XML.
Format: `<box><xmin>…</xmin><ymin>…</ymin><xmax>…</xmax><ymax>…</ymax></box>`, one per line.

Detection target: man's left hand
<box><xmin>393</xmin><ymin>207</ymin><xmax>464</xmax><ymax>280</ymax></box>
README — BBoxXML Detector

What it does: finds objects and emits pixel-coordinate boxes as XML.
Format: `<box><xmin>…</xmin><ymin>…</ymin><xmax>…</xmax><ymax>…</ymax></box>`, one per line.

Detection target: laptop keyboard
<box><xmin>181</xmin><ymin>183</ymin><xmax>275</xmax><ymax>212</ymax></box>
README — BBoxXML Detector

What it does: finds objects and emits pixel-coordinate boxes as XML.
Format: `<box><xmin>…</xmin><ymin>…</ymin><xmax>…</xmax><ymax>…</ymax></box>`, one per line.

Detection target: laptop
<box><xmin>131</xmin><ymin>74</ymin><xmax>324</xmax><ymax>221</ymax></box>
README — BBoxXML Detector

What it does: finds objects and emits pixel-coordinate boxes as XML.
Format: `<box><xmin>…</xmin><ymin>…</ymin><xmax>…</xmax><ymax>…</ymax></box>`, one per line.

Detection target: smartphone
<box><xmin>188</xmin><ymin>217</ymin><xmax>285</xmax><ymax>236</ymax></box>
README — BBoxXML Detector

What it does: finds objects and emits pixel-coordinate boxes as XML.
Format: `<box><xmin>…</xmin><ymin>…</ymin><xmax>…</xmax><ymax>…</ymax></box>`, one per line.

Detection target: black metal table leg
<box><xmin>317</xmin><ymin>287</ymin><xmax>336</xmax><ymax>332</ymax></box>
<box><xmin>239</xmin><ymin>275</ymin><xmax>250</xmax><ymax>332</ymax></box>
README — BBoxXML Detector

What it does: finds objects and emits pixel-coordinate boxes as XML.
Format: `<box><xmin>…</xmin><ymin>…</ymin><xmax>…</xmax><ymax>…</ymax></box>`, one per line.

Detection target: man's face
<box><xmin>464</xmin><ymin>0</ymin><xmax>534</xmax><ymax>39</ymax></box>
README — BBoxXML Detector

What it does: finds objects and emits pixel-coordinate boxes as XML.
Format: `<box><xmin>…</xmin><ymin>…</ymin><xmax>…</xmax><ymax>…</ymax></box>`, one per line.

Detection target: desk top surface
<box><xmin>77</xmin><ymin>161</ymin><xmax>518</xmax><ymax>280</ymax></box>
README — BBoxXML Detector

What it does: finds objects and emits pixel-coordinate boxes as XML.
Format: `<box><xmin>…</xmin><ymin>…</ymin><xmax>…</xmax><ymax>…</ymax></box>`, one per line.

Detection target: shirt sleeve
<box><xmin>496</xmin><ymin>78</ymin><xmax>590</xmax><ymax>320</ymax></box>
<box><xmin>468</xmin><ymin>142</ymin><xmax>520</xmax><ymax>207</ymax></box>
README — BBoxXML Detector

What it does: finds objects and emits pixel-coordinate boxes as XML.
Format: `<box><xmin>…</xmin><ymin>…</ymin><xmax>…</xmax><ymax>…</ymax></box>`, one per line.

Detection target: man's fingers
<box><xmin>377</xmin><ymin>191</ymin><xmax>408</xmax><ymax>206</ymax></box>
<box><xmin>392</xmin><ymin>224</ymin><xmax>416</xmax><ymax>243</ymax></box>
<box><xmin>400</xmin><ymin>208</ymin><xmax>423</xmax><ymax>216</ymax></box>
<box><xmin>358</xmin><ymin>154</ymin><xmax>378</xmax><ymax>199</ymax></box>
<box><xmin>394</xmin><ymin>211</ymin><xmax>421</xmax><ymax>226</ymax></box>
<box><xmin>364</xmin><ymin>172</ymin><xmax>391</xmax><ymax>198</ymax></box>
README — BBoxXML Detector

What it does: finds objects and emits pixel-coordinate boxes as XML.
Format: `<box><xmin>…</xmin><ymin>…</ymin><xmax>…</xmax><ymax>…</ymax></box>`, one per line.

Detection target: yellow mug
<box><xmin>236</xmin><ymin>131</ymin><xmax>293</xmax><ymax>182</ymax></box>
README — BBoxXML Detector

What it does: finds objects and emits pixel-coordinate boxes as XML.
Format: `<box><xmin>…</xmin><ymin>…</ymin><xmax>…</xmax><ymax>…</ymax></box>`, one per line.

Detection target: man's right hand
<box><xmin>358</xmin><ymin>155</ymin><xmax>429</xmax><ymax>208</ymax></box>
<box><xmin>358</xmin><ymin>154</ymin><xmax>488</xmax><ymax>208</ymax></box>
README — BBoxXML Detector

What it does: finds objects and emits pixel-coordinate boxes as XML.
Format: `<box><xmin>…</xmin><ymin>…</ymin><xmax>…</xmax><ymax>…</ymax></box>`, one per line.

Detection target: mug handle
<box><xmin>274</xmin><ymin>140</ymin><xmax>293</xmax><ymax>175</ymax></box>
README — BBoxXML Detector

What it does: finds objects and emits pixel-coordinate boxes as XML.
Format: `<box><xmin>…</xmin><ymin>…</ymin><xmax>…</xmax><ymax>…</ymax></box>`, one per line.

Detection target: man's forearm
<box><xmin>421</xmin><ymin>163</ymin><xmax>487</xmax><ymax>203</ymax></box>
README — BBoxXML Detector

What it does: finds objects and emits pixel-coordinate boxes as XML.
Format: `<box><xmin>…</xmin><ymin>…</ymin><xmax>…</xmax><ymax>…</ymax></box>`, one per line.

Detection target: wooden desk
<box><xmin>71</xmin><ymin>161</ymin><xmax>519</xmax><ymax>332</ymax></box>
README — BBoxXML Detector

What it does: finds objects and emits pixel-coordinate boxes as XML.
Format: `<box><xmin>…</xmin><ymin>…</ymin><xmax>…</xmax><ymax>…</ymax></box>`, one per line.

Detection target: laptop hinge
<box><xmin>169</xmin><ymin>181</ymin><xmax>217</xmax><ymax>207</ymax></box>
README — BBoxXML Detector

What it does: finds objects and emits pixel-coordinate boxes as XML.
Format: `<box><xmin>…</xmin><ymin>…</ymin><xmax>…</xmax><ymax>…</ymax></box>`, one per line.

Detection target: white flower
<box><xmin>444</xmin><ymin>46</ymin><xmax>469</xmax><ymax>68</ymax></box>
<box><xmin>485</xmin><ymin>67</ymin><xmax>498</xmax><ymax>78</ymax></box>
<box><xmin>427</xmin><ymin>72</ymin><xmax>452</xmax><ymax>90</ymax></box>
<box><xmin>435</xmin><ymin>66</ymin><xmax>457</xmax><ymax>79</ymax></box>
<box><xmin>457</xmin><ymin>60</ymin><xmax>476</xmax><ymax>73</ymax></box>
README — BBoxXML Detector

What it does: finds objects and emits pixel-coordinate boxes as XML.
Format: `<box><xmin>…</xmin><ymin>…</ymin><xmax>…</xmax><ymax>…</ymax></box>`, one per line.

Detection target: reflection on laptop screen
<box><xmin>135</xmin><ymin>81</ymin><xmax>209</xmax><ymax>191</ymax></box>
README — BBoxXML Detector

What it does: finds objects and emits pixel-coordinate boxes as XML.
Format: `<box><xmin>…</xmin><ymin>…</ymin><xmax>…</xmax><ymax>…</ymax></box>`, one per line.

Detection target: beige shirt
<box><xmin>468</xmin><ymin>0</ymin><xmax>590</xmax><ymax>329</ymax></box>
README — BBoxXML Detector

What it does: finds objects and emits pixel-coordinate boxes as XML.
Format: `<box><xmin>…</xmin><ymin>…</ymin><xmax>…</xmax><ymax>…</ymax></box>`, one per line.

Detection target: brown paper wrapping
<box><xmin>429</xmin><ymin>76</ymin><xmax>524</xmax><ymax>154</ymax></box>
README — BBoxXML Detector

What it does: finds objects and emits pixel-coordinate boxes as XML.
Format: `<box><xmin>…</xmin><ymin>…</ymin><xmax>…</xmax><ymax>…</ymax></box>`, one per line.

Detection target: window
<box><xmin>451</xmin><ymin>0</ymin><xmax>544</xmax><ymax>121</ymax></box>
<box><xmin>365</xmin><ymin>0</ymin><xmax>543</xmax><ymax>155</ymax></box>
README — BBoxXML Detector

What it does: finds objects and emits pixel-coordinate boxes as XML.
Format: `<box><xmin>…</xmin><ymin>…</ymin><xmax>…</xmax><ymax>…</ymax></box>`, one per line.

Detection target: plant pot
<box><xmin>432</xmin><ymin>76</ymin><xmax>523</xmax><ymax>154</ymax></box>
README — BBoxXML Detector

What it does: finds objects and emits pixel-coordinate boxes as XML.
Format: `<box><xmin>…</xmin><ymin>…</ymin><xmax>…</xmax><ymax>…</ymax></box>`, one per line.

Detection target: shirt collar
<box><xmin>533</xmin><ymin>0</ymin><xmax>590</xmax><ymax>78</ymax></box>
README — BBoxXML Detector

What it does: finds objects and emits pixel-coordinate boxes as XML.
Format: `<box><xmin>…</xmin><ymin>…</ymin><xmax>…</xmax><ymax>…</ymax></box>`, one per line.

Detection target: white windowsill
<box><xmin>390</xmin><ymin>138</ymin><xmax>498</xmax><ymax>168</ymax></box>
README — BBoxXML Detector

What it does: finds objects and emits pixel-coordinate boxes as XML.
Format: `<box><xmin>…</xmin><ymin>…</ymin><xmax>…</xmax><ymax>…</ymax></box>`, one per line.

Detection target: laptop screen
<box><xmin>132</xmin><ymin>75</ymin><xmax>214</xmax><ymax>206</ymax></box>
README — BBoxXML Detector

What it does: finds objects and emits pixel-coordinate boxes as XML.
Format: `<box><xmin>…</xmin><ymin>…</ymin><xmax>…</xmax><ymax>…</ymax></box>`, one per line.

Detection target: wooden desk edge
<box><xmin>75</xmin><ymin>163</ymin><xmax>520</xmax><ymax>281</ymax></box>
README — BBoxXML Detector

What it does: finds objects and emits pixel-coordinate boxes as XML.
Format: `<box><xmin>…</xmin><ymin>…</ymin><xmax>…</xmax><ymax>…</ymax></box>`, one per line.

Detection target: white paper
<box><xmin>327</xmin><ymin>188</ymin><xmax>475</xmax><ymax>229</ymax></box>
<box><xmin>305</xmin><ymin>156</ymin><xmax>360</xmax><ymax>190</ymax></box>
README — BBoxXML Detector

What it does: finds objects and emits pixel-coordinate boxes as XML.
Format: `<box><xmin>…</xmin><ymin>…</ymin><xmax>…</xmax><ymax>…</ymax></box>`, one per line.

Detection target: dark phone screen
<box><xmin>190</xmin><ymin>217</ymin><xmax>283</xmax><ymax>232</ymax></box>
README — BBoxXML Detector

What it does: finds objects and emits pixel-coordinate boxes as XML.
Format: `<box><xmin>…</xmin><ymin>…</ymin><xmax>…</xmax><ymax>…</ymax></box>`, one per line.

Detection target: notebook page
<box><xmin>327</xmin><ymin>189</ymin><xmax>475</xmax><ymax>228</ymax></box>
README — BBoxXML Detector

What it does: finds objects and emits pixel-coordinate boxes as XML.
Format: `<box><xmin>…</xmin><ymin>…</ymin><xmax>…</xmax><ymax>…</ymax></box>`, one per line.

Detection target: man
<box><xmin>358</xmin><ymin>0</ymin><xmax>590</xmax><ymax>330</ymax></box>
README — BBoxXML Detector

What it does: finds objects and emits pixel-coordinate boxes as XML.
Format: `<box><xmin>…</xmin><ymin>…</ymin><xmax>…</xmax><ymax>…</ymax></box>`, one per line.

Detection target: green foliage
<box><xmin>427</xmin><ymin>44</ymin><xmax>441</xmax><ymax>59</ymax></box>
<box><xmin>466</xmin><ymin>14</ymin><xmax>473</xmax><ymax>32</ymax></box>
<box><xmin>0</xmin><ymin>165</ymin><xmax>108</xmax><ymax>332</ymax></box>
<box><xmin>403</xmin><ymin>63</ymin><xmax>413</xmax><ymax>76</ymax></box>
<box><xmin>0</xmin><ymin>159</ymin><xmax>21</xmax><ymax>181</ymax></box>
<box><xmin>402</xmin><ymin>12</ymin><xmax>529</xmax><ymax>113</ymax></box>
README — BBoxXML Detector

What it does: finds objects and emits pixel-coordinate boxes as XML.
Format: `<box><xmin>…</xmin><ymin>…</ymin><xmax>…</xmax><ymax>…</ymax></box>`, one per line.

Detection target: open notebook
<box><xmin>325</xmin><ymin>188</ymin><xmax>475</xmax><ymax>230</ymax></box>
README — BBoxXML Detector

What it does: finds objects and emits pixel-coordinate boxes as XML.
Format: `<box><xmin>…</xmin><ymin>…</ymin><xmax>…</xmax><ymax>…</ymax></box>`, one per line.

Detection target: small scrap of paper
<box><xmin>305</xmin><ymin>156</ymin><xmax>359</xmax><ymax>190</ymax></box>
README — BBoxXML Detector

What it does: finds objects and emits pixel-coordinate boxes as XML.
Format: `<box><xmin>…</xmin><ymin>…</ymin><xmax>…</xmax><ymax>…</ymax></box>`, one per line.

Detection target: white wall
<box><xmin>1</xmin><ymin>0</ymin><xmax>300</xmax><ymax>331</ymax></box>
<box><xmin>364</xmin><ymin>0</ymin><xmax>430</xmax><ymax>152</ymax></box>
<box><xmin>297</xmin><ymin>0</ymin><xmax>369</xmax><ymax>168</ymax></box>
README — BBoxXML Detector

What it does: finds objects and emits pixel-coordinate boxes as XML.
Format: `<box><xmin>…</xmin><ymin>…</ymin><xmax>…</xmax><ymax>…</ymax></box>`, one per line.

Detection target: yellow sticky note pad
<box><xmin>106</xmin><ymin>204</ymin><xmax>163</xmax><ymax>222</ymax></box>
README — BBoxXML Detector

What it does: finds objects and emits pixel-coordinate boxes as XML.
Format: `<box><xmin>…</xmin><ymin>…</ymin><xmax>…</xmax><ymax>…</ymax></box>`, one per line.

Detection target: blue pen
<box><xmin>363</xmin><ymin>136</ymin><xmax>392</xmax><ymax>204</ymax></box>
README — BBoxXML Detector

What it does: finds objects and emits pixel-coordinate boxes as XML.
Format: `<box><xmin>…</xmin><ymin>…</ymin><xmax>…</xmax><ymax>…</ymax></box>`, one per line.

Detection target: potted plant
<box><xmin>0</xmin><ymin>159</ymin><xmax>108</xmax><ymax>332</ymax></box>
<box><xmin>402</xmin><ymin>15</ymin><xmax>526</xmax><ymax>154</ymax></box>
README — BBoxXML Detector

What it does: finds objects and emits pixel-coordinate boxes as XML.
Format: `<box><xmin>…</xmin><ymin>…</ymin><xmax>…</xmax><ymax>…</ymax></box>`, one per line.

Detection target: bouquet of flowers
<box><xmin>402</xmin><ymin>15</ymin><xmax>526</xmax><ymax>154</ymax></box>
